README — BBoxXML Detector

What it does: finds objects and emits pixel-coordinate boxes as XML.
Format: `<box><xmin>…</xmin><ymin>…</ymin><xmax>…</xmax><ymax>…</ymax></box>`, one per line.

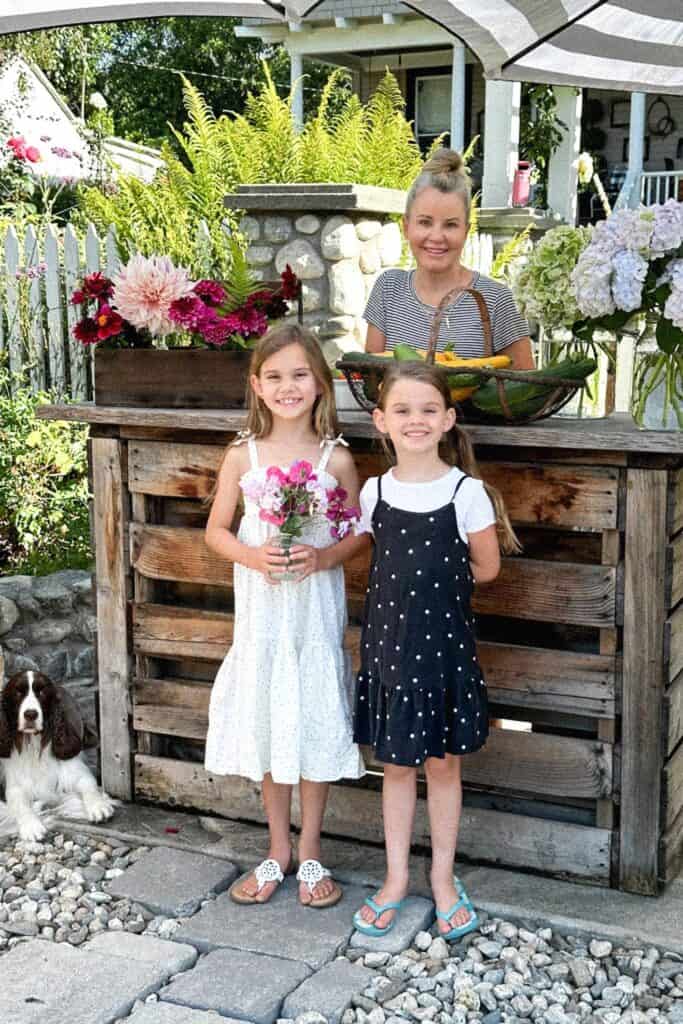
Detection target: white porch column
<box><xmin>481</xmin><ymin>80</ymin><xmax>521</xmax><ymax>208</ymax></box>
<box><xmin>290</xmin><ymin>51</ymin><xmax>304</xmax><ymax>132</ymax></box>
<box><xmin>450</xmin><ymin>41</ymin><xmax>466</xmax><ymax>153</ymax></box>
<box><xmin>547</xmin><ymin>87</ymin><xmax>583</xmax><ymax>224</ymax></box>
<box><xmin>616</xmin><ymin>92</ymin><xmax>646</xmax><ymax>208</ymax></box>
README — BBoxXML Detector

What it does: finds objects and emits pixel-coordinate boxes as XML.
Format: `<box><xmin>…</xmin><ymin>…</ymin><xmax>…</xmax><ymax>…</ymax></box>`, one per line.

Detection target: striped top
<box><xmin>364</xmin><ymin>269</ymin><xmax>529</xmax><ymax>357</ymax></box>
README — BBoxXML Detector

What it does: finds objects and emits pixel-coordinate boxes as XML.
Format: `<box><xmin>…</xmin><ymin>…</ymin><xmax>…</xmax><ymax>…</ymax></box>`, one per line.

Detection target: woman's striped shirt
<box><xmin>364</xmin><ymin>269</ymin><xmax>529</xmax><ymax>356</ymax></box>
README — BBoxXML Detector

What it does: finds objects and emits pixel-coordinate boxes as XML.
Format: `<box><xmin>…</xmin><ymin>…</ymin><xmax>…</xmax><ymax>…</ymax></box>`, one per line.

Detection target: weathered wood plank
<box><xmin>670</xmin><ymin>531</ymin><xmax>683</xmax><ymax>610</ymax></box>
<box><xmin>129</xmin><ymin>443</ymin><xmax>618</xmax><ymax>531</ymax></box>
<box><xmin>660</xmin><ymin>803</ymin><xmax>683</xmax><ymax>883</ymax></box>
<box><xmin>663</xmin><ymin>740</ymin><xmax>683</xmax><ymax>829</ymax></box>
<box><xmin>666</xmin><ymin>603</ymin><xmax>683</xmax><ymax>683</ymax></box>
<box><xmin>136</xmin><ymin>677</ymin><xmax>211</xmax><ymax>710</ymax></box>
<box><xmin>131</xmin><ymin>692</ymin><xmax>611</xmax><ymax>800</ymax></box>
<box><xmin>134</xmin><ymin>604</ymin><xmax>615</xmax><ymax>717</ymax></box>
<box><xmin>620</xmin><ymin>468</ymin><xmax>667</xmax><ymax>895</ymax></box>
<box><xmin>135</xmin><ymin>755</ymin><xmax>611</xmax><ymax>882</ymax></box>
<box><xmin>664</xmin><ymin>670</ymin><xmax>683</xmax><ymax>756</ymax></box>
<box><xmin>131</xmin><ymin>526</ymin><xmax>616</xmax><ymax>627</ymax></box>
<box><xmin>671</xmin><ymin>468</ymin><xmax>683</xmax><ymax>536</ymax></box>
<box><xmin>91</xmin><ymin>438</ymin><xmax>132</xmax><ymax>800</ymax></box>
<box><xmin>36</xmin><ymin>404</ymin><xmax>683</xmax><ymax>455</ymax></box>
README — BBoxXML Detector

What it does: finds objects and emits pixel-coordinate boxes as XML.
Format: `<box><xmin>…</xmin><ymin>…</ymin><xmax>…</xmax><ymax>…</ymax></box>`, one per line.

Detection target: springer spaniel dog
<box><xmin>0</xmin><ymin>670</ymin><xmax>115</xmax><ymax>841</ymax></box>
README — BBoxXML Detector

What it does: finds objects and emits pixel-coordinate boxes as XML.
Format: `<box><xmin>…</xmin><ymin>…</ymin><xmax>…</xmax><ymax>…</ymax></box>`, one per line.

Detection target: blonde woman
<box><xmin>365</xmin><ymin>148</ymin><xmax>534</xmax><ymax>369</ymax></box>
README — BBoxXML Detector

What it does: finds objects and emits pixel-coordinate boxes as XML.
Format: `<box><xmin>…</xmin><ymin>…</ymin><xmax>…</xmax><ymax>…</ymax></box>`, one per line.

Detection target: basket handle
<box><xmin>426</xmin><ymin>286</ymin><xmax>494</xmax><ymax>363</ymax></box>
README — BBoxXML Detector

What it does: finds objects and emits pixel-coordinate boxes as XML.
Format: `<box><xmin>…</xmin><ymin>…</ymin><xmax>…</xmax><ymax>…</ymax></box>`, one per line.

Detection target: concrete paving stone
<box><xmin>107</xmin><ymin>845</ymin><xmax>239</xmax><ymax>916</ymax></box>
<box><xmin>160</xmin><ymin>947</ymin><xmax>311</xmax><ymax>1024</ymax></box>
<box><xmin>175</xmin><ymin>876</ymin><xmax>370</xmax><ymax>969</ymax></box>
<box><xmin>86</xmin><ymin>932</ymin><xmax>198</xmax><ymax>974</ymax></box>
<box><xmin>349</xmin><ymin>896</ymin><xmax>435</xmax><ymax>953</ymax></box>
<box><xmin>0</xmin><ymin>938</ymin><xmax>171</xmax><ymax>1024</ymax></box>
<box><xmin>282</xmin><ymin>959</ymin><xmax>377</xmax><ymax>1024</ymax></box>
<box><xmin>128</xmin><ymin>1004</ymin><xmax>248</xmax><ymax>1024</ymax></box>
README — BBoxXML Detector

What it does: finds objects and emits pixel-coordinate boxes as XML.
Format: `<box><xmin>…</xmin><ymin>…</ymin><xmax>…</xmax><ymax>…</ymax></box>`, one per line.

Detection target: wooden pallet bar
<box><xmin>37</xmin><ymin>404</ymin><xmax>683</xmax><ymax>892</ymax></box>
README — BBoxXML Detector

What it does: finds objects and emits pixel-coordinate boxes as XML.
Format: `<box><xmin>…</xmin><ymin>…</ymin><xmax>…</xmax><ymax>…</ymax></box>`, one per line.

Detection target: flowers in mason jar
<box><xmin>512</xmin><ymin>225</ymin><xmax>592</xmax><ymax>331</ymax></box>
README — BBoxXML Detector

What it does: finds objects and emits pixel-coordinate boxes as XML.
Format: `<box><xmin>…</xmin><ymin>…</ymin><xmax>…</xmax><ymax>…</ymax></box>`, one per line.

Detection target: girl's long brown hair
<box><xmin>376</xmin><ymin>362</ymin><xmax>521</xmax><ymax>555</ymax></box>
<box><xmin>206</xmin><ymin>323</ymin><xmax>339</xmax><ymax>506</ymax></box>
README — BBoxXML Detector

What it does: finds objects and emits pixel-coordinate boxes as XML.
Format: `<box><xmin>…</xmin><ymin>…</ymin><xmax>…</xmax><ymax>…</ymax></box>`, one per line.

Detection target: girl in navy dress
<box><xmin>353</xmin><ymin>361</ymin><xmax>519</xmax><ymax>940</ymax></box>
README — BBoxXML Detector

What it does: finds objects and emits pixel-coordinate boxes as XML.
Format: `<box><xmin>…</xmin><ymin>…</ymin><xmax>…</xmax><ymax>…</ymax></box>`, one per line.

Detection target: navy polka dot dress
<box><xmin>353</xmin><ymin>474</ymin><xmax>489</xmax><ymax>765</ymax></box>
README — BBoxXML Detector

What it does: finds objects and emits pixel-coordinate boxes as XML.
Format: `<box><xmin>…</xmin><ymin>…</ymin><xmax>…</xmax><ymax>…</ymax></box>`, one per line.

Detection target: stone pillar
<box><xmin>450</xmin><ymin>42</ymin><xmax>466</xmax><ymax>153</ymax></box>
<box><xmin>226</xmin><ymin>184</ymin><xmax>405</xmax><ymax>361</ymax></box>
<box><xmin>547</xmin><ymin>87</ymin><xmax>583</xmax><ymax>225</ymax></box>
<box><xmin>481</xmin><ymin>79</ymin><xmax>521</xmax><ymax>209</ymax></box>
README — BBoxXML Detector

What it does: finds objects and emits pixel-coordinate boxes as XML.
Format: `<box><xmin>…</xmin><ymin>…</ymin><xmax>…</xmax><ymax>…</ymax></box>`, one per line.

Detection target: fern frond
<box><xmin>490</xmin><ymin>224</ymin><xmax>532</xmax><ymax>282</ymax></box>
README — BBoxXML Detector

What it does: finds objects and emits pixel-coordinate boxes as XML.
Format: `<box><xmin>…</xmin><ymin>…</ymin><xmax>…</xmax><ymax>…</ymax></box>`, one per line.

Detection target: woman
<box><xmin>365</xmin><ymin>149</ymin><xmax>534</xmax><ymax>370</ymax></box>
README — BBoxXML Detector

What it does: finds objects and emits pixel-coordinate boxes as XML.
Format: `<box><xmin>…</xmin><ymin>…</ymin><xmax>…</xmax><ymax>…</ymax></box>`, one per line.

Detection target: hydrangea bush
<box><xmin>513</xmin><ymin>225</ymin><xmax>592</xmax><ymax>332</ymax></box>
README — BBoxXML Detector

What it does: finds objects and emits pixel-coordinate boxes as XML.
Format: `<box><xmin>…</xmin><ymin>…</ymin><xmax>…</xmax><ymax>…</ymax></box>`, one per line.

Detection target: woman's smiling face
<box><xmin>403</xmin><ymin>187</ymin><xmax>469</xmax><ymax>274</ymax></box>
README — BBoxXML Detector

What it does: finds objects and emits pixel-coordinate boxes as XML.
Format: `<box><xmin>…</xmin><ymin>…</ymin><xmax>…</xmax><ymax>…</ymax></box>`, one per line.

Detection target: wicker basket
<box><xmin>337</xmin><ymin>285</ymin><xmax>588</xmax><ymax>424</ymax></box>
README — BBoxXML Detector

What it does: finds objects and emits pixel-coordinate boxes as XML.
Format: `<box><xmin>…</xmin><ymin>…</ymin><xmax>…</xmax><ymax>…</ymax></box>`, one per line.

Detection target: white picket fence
<box><xmin>0</xmin><ymin>221</ymin><xmax>122</xmax><ymax>400</ymax></box>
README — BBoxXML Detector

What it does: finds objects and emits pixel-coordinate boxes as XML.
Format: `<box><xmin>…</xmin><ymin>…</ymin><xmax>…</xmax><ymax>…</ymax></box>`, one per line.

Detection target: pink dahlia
<box><xmin>112</xmin><ymin>254</ymin><xmax>195</xmax><ymax>337</ymax></box>
<box><xmin>169</xmin><ymin>294</ymin><xmax>207</xmax><ymax>331</ymax></box>
<box><xmin>194</xmin><ymin>279</ymin><xmax>226</xmax><ymax>306</ymax></box>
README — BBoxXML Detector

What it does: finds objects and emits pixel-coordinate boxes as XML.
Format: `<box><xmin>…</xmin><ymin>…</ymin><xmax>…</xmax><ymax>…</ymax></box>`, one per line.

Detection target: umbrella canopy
<box><xmin>0</xmin><ymin>0</ymin><xmax>285</xmax><ymax>35</ymax></box>
<box><xmin>404</xmin><ymin>0</ymin><xmax>683</xmax><ymax>94</ymax></box>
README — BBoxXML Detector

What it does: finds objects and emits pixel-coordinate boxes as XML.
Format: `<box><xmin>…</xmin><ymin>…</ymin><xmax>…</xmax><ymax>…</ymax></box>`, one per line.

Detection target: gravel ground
<box><xmin>1</xmin><ymin>830</ymin><xmax>682</xmax><ymax>1024</ymax></box>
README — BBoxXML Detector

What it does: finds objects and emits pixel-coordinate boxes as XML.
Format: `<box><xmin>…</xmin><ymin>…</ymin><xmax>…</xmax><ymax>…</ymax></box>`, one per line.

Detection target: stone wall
<box><xmin>0</xmin><ymin>570</ymin><xmax>97</xmax><ymax>731</ymax></box>
<box><xmin>226</xmin><ymin>184</ymin><xmax>406</xmax><ymax>361</ymax></box>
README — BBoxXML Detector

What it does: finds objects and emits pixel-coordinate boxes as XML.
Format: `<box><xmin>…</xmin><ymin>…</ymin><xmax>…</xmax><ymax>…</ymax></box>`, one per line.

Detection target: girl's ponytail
<box><xmin>447</xmin><ymin>425</ymin><xmax>521</xmax><ymax>555</ymax></box>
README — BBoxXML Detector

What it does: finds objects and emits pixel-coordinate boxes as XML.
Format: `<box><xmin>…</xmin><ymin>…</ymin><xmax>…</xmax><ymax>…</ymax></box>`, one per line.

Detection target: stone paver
<box><xmin>86</xmin><ymin>932</ymin><xmax>198</xmax><ymax>974</ymax></box>
<box><xmin>107</xmin><ymin>846</ymin><xmax>238</xmax><ymax>916</ymax></box>
<box><xmin>128</xmin><ymin>1004</ymin><xmax>248</xmax><ymax>1024</ymax></box>
<box><xmin>175</xmin><ymin>876</ymin><xmax>370</xmax><ymax>969</ymax></box>
<box><xmin>160</xmin><ymin>947</ymin><xmax>311</xmax><ymax>1024</ymax></box>
<box><xmin>282</xmin><ymin>959</ymin><xmax>377</xmax><ymax>1024</ymax></box>
<box><xmin>348</xmin><ymin>896</ymin><xmax>435</xmax><ymax>953</ymax></box>
<box><xmin>0</xmin><ymin>939</ymin><xmax>171</xmax><ymax>1024</ymax></box>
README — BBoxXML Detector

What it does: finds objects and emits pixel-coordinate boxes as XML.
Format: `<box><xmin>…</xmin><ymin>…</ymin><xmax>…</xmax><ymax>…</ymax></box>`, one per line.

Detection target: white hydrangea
<box><xmin>571</xmin><ymin>250</ymin><xmax>615</xmax><ymax>318</ymax></box>
<box><xmin>664</xmin><ymin>259</ymin><xmax>683</xmax><ymax>329</ymax></box>
<box><xmin>611</xmin><ymin>249</ymin><xmax>648</xmax><ymax>313</ymax></box>
<box><xmin>650</xmin><ymin>198</ymin><xmax>683</xmax><ymax>256</ymax></box>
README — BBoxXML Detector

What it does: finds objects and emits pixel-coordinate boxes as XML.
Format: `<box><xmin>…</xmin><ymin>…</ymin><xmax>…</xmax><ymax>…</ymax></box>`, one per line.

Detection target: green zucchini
<box><xmin>471</xmin><ymin>357</ymin><xmax>597</xmax><ymax>417</ymax></box>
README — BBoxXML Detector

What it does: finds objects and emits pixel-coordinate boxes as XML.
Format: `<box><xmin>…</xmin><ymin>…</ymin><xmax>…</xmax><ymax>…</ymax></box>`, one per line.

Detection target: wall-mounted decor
<box><xmin>622</xmin><ymin>135</ymin><xmax>650</xmax><ymax>162</ymax></box>
<box><xmin>611</xmin><ymin>99</ymin><xmax>630</xmax><ymax>128</ymax></box>
<box><xmin>647</xmin><ymin>96</ymin><xmax>675</xmax><ymax>138</ymax></box>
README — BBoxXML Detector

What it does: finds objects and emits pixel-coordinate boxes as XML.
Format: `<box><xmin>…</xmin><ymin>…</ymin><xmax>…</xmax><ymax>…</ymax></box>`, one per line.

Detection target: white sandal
<box><xmin>296</xmin><ymin>858</ymin><xmax>343</xmax><ymax>908</ymax></box>
<box><xmin>229</xmin><ymin>856</ymin><xmax>292</xmax><ymax>905</ymax></box>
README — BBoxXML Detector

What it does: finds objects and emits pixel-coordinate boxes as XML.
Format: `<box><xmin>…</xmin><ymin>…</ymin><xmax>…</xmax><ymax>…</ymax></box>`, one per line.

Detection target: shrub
<box><xmin>0</xmin><ymin>365</ymin><xmax>91</xmax><ymax>575</ymax></box>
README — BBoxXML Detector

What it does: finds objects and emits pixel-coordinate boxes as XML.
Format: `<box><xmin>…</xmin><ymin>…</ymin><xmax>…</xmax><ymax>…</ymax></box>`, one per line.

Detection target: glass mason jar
<box><xmin>541</xmin><ymin>329</ymin><xmax>611</xmax><ymax>418</ymax></box>
<box><xmin>269</xmin><ymin>531</ymin><xmax>302</xmax><ymax>582</ymax></box>
<box><xmin>631</xmin><ymin>320</ymin><xmax>683</xmax><ymax>430</ymax></box>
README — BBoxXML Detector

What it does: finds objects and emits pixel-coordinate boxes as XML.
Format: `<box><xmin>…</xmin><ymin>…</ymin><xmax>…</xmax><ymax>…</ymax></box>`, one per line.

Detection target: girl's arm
<box><xmin>468</xmin><ymin>524</ymin><xmax>501</xmax><ymax>583</ymax></box>
<box><xmin>205</xmin><ymin>447</ymin><xmax>288</xmax><ymax>578</ymax></box>
<box><xmin>291</xmin><ymin>447</ymin><xmax>371</xmax><ymax>578</ymax></box>
<box><xmin>365</xmin><ymin>324</ymin><xmax>388</xmax><ymax>353</ymax></box>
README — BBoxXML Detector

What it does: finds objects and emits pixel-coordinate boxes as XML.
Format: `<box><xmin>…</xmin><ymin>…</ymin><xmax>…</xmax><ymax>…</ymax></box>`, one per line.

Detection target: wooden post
<box><xmin>91</xmin><ymin>437</ymin><xmax>133</xmax><ymax>800</ymax></box>
<box><xmin>620</xmin><ymin>468</ymin><xmax>667</xmax><ymax>893</ymax></box>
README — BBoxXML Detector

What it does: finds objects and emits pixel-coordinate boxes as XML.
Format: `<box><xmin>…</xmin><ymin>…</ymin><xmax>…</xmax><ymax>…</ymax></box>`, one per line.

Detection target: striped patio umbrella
<box><xmin>402</xmin><ymin>0</ymin><xmax>683</xmax><ymax>94</ymax></box>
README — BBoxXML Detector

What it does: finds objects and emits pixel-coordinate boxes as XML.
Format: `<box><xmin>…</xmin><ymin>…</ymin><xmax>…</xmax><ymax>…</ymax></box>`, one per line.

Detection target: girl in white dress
<box><xmin>204</xmin><ymin>324</ymin><xmax>367</xmax><ymax>908</ymax></box>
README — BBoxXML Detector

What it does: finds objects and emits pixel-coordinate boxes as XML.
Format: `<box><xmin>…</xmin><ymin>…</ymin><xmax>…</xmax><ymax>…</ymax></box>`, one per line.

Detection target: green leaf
<box><xmin>656</xmin><ymin>317</ymin><xmax>683</xmax><ymax>355</ymax></box>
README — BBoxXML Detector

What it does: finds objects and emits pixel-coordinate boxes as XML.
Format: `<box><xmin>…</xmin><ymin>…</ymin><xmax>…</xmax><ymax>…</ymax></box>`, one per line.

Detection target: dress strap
<box><xmin>247</xmin><ymin>435</ymin><xmax>259</xmax><ymax>470</ymax></box>
<box><xmin>317</xmin><ymin>433</ymin><xmax>348</xmax><ymax>473</ymax></box>
<box><xmin>451</xmin><ymin>472</ymin><xmax>469</xmax><ymax>501</ymax></box>
<box><xmin>377</xmin><ymin>475</ymin><xmax>383</xmax><ymax>501</ymax></box>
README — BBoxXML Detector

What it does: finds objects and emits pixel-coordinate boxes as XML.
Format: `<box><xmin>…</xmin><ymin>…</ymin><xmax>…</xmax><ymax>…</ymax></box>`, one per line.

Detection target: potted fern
<box><xmin>71</xmin><ymin>246</ymin><xmax>301</xmax><ymax>408</ymax></box>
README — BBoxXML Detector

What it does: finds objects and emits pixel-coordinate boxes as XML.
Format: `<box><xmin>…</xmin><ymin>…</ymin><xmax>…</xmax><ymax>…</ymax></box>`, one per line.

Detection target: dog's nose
<box><xmin>23</xmin><ymin>709</ymin><xmax>38</xmax><ymax>722</ymax></box>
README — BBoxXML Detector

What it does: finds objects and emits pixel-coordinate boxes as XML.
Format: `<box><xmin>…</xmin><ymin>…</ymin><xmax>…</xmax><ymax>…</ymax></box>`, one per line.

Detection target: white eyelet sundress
<box><xmin>204</xmin><ymin>436</ymin><xmax>365</xmax><ymax>785</ymax></box>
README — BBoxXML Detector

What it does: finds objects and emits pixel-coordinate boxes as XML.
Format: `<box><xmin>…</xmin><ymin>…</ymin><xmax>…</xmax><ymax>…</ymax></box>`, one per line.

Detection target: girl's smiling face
<box><xmin>374</xmin><ymin>378</ymin><xmax>455</xmax><ymax>456</ymax></box>
<box><xmin>403</xmin><ymin>187</ymin><xmax>469</xmax><ymax>274</ymax></box>
<box><xmin>251</xmin><ymin>342</ymin><xmax>321</xmax><ymax>420</ymax></box>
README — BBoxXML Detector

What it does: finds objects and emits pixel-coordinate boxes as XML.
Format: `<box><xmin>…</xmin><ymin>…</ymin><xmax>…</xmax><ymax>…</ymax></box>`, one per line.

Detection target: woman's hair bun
<box><xmin>422</xmin><ymin>148</ymin><xmax>464</xmax><ymax>177</ymax></box>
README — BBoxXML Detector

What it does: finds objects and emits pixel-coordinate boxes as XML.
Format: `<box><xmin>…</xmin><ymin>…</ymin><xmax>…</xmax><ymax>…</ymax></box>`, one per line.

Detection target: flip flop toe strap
<box><xmin>296</xmin><ymin>858</ymin><xmax>331</xmax><ymax>894</ymax></box>
<box><xmin>253</xmin><ymin>858</ymin><xmax>285</xmax><ymax>892</ymax></box>
<box><xmin>436</xmin><ymin>895</ymin><xmax>473</xmax><ymax>924</ymax></box>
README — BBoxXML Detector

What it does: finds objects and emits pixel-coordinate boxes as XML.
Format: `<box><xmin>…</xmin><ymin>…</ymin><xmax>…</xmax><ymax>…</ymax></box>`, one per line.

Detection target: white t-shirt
<box><xmin>358</xmin><ymin>467</ymin><xmax>495</xmax><ymax>545</ymax></box>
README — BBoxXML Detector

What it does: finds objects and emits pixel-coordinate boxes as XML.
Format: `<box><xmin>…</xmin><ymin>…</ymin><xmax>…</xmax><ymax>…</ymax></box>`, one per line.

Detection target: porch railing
<box><xmin>640</xmin><ymin>170</ymin><xmax>683</xmax><ymax>205</ymax></box>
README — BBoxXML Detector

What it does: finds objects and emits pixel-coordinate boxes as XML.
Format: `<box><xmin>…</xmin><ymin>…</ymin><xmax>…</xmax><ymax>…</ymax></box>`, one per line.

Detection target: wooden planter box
<box><xmin>94</xmin><ymin>349</ymin><xmax>252</xmax><ymax>409</ymax></box>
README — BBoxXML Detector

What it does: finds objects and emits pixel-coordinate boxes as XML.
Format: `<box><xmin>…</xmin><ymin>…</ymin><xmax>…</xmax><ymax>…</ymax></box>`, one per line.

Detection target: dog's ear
<box><xmin>0</xmin><ymin>693</ymin><xmax>13</xmax><ymax>758</ymax></box>
<box><xmin>50</xmin><ymin>687</ymin><xmax>84</xmax><ymax>760</ymax></box>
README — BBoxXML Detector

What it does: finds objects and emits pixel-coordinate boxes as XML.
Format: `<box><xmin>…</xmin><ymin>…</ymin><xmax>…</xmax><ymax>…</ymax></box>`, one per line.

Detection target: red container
<box><xmin>512</xmin><ymin>161</ymin><xmax>531</xmax><ymax>207</ymax></box>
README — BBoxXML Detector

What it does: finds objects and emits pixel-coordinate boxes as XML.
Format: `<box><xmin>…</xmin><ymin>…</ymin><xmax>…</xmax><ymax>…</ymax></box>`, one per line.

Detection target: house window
<box><xmin>416</xmin><ymin>75</ymin><xmax>451</xmax><ymax>144</ymax></box>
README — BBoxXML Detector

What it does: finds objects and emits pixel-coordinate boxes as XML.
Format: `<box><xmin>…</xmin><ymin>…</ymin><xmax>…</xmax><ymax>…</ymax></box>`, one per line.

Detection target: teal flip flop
<box><xmin>436</xmin><ymin>877</ymin><xmax>479</xmax><ymax>941</ymax></box>
<box><xmin>353</xmin><ymin>894</ymin><xmax>406</xmax><ymax>937</ymax></box>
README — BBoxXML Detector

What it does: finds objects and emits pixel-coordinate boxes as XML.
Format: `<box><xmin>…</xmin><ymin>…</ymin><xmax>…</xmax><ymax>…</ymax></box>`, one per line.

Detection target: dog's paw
<box><xmin>18</xmin><ymin>816</ymin><xmax>47</xmax><ymax>842</ymax></box>
<box><xmin>83</xmin><ymin>790</ymin><xmax>115</xmax><ymax>822</ymax></box>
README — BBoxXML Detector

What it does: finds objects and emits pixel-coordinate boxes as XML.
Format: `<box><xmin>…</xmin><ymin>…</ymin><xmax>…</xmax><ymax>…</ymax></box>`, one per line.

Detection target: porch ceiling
<box><xmin>3</xmin><ymin>0</ymin><xmax>682</xmax><ymax>95</ymax></box>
